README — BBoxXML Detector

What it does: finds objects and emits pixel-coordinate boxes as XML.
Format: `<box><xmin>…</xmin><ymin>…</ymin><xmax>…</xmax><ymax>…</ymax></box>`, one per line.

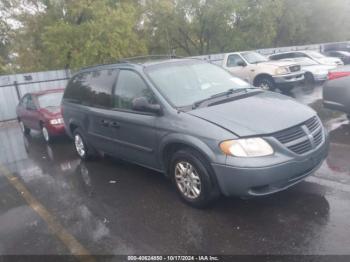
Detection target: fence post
<box><xmin>14</xmin><ymin>81</ymin><xmax>21</xmax><ymax>100</ymax></box>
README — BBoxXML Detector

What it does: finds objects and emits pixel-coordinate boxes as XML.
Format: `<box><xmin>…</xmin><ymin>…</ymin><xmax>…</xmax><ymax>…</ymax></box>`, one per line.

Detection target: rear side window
<box><xmin>270</xmin><ymin>53</ymin><xmax>290</xmax><ymax>60</ymax></box>
<box><xmin>293</xmin><ymin>52</ymin><xmax>307</xmax><ymax>58</ymax></box>
<box><xmin>26</xmin><ymin>95</ymin><xmax>36</xmax><ymax>110</ymax></box>
<box><xmin>64</xmin><ymin>69</ymin><xmax>118</xmax><ymax>108</ymax></box>
<box><xmin>113</xmin><ymin>70</ymin><xmax>155</xmax><ymax>110</ymax></box>
<box><xmin>63</xmin><ymin>72</ymin><xmax>90</xmax><ymax>104</ymax></box>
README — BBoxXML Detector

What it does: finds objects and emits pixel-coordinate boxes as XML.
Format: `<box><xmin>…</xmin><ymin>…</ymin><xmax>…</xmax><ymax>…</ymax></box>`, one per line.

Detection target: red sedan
<box><xmin>16</xmin><ymin>89</ymin><xmax>66</xmax><ymax>143</ymax></box>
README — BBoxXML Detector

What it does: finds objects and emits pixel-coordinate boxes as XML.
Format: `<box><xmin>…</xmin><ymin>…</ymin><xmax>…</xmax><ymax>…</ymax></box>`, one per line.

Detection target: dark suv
<box><xmin>62</xmin><ymin>58</ymin><xmax>329</xmax><ymax>207</ymax></box>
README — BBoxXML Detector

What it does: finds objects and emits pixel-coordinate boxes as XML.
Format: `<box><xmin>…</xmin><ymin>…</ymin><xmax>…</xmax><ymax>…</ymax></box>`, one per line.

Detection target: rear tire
<box><xmin>19</xmin><ymin>120</ymin><xmax>30</xmax><ymax>135</ymax></box>
<box><xmin>170</xmin><ymin>149</ymin><xmax>220</xmax><ymax>208</ymax></box>
<box><xmin>254</xmin><ymin>76</ymin><xmax>276</xmax><ymax>91</ymax></box>
<box><xmin>73</xmin><ymin>128</ymin><xmax>97</xmax><ymax>160</ymax></box>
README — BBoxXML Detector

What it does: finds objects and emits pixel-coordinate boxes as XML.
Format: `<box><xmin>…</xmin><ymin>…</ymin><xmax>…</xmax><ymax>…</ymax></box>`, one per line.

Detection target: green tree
<box><xmin>143</xmin><ymin>0</ymin><xmax>284</xmax><ymax>55</ymax></box>
<box><xmin>12</xmin><ymin>0</ymin><xmax>146</xmax><ymax>71</ymax></box>
<box><xmin>273</xmin><ymin>0</ymin><xmax>350</xmax><ymax>47</ymax></box>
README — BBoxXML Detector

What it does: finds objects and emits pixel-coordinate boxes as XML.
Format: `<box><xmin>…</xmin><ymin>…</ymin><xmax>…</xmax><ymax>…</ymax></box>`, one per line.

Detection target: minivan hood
<box><xmin>188</xmin><ymin>92</ymin><xmax>316</xmax><ymax>137</ymax></box>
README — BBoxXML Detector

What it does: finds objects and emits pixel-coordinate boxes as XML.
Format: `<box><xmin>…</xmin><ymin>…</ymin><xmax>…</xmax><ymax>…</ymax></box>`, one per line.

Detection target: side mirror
<box><xmin>132</xmin><ymin>97</ymin><xmax>162</xmax><ymax>114</ymax></box>
<box><xmin>237</xmin><ymin>61</ymin><xmax>247</xmax><ymax>67</ymax></box>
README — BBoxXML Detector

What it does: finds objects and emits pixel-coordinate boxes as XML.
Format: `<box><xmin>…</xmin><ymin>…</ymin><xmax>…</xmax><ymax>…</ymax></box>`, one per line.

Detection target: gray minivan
<box><xmin>62</xmin><ymin>58</ymin><xmax>329</xmax><ymax>207</ymax></box>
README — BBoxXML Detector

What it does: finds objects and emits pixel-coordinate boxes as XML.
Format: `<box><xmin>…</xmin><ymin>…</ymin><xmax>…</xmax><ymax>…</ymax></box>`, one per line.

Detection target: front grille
<box><xmin>289</xmin><ymin>65</ymin><xmax>301</xmax><ymax>72</ymax></box>
<box><xmin>272</xmin><ymin>116</ymin><xmax>324</xmax><ymax>155</ymax></box>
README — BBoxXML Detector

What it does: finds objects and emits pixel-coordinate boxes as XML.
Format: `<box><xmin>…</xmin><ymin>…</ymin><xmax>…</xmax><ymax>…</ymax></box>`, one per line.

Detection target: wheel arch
<box><xmin>67</xmin><ymin>119</ymin><xmax>81</xmax><ymax>137</ymax></box>
<box><xmin>159</xmin><ymin>135</ymin><xmax>217</xmax><ymax>176</ymax></box>
<box><xmin>253</xmin><ymin>73</ymin><xmax>274</xmax><ymax>86</ymax></box>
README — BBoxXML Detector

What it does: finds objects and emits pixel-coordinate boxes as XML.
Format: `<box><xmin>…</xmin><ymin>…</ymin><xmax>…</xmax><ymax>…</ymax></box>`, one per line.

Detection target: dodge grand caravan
<box><xmin>62</xmin><ymin>58</ymin><xmax>329</xmax><ymax>207</ymax></box>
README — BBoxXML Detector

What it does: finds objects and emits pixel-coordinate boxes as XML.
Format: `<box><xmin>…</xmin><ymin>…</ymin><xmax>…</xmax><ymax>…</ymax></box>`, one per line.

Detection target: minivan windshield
<box><xmin>241</xmin><ymin>52</ymin><xmax>268</xmax><ymax>64</ymax></box>
<box><xmin>146</xmin><ymin>61</ymin><xmax>251</xmax><ymax>108</ymax></box>
<box><xmin>37</xmin><ymin>92</ymin><xmax>63</xmax><ymax>108</ymax></box>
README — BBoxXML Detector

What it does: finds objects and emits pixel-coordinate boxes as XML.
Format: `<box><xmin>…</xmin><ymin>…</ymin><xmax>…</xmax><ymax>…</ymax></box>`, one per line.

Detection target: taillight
<box><xmin>328</xmin><ymin>71</ymin><xmax>350</xmax><ymax>81</ymax></box>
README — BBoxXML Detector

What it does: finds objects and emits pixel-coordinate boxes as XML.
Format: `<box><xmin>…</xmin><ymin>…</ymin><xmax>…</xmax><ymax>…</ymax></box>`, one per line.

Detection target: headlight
<box><xmin>50</xmin><ymin>118</ymin><xmax>64</xmax><ymax>125</ymax></box>
<box><xmin>275</xmin><ymin>67</ymin><xmax>289</xmax><ymax>75</ymax></box>
<box><xmin>220</xmin><ymin>138</ymin><xmax>274</xmax><ymax>157</ymax></box>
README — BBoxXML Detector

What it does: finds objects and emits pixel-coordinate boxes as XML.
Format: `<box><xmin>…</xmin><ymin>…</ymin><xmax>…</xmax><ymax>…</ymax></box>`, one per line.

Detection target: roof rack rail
<box><xmin>79</xmin><ymin>54</ymin><xmax>185</xmax><ymax>71</ymax></box>
<box><xmin>79</xmin><ymin>61</ymin><xmax>129</xmax><ymax>71</ymax></box>
<box><xmin>117</xmin><ymin>54</ymin><xmax>184</xmax><ymax>63</ymax></box>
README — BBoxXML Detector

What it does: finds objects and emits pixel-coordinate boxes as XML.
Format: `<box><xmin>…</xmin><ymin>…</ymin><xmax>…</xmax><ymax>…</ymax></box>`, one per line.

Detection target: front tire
<box><xmin>255</xmin><ymin>76</ymin><xmax>276</xmax><ymax>91</ymax></box>
<box><xmin>170</xmin><ymin>149</ymin><xmax>220</xmax><ymax>208</ymax></box>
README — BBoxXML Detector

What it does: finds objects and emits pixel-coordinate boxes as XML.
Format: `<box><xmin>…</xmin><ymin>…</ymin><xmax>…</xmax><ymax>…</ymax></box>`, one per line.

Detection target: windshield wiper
<box><xmin>192</xmin><ymin>88</ymin><xmax>248</xmax><ymax>109</ymax></box>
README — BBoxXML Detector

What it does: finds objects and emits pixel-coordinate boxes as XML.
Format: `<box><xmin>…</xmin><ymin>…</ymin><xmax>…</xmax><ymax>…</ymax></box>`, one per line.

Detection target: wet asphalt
<box><xmin>0</xmin><ymin>85</ymin><xmax>350</xmax><ymax>256</ymax></box>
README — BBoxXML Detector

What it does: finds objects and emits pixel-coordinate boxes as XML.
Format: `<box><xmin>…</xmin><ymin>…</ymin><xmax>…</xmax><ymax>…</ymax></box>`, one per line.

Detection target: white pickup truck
<box><xmin>221</xmin><ymin>51</ymin><xmax>305</xmax><ymax>91</ymax></box>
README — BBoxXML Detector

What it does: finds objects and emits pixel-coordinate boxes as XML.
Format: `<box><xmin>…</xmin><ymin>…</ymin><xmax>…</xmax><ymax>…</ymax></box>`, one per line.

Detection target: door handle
<box><xmin>110</xmin><ymin>121</ymin><xmax>120</xmax><ymax>129</ymax></box>
<box><xmin>101</xmin><ymin>119</ymin><xmax>110</xmax><ymax>127</ymax></box>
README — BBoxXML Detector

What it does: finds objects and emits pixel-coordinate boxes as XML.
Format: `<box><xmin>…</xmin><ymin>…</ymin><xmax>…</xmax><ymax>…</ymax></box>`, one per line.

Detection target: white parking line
<box><xmin>306</xmin><ymin>176</ymin><xmax>350</xmax><ymax>193</ymax></box>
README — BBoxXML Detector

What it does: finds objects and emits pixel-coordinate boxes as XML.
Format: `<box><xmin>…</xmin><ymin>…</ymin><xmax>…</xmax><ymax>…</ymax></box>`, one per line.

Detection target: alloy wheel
<box><xmin>175</xmin><ymin>161</ymin><xmax>201</xmax><ymax>199</ymax></box>
<box><xmin>74</xmin><ymin>134</ymin><xmax>86</xmax><ymax>158</ymax></box>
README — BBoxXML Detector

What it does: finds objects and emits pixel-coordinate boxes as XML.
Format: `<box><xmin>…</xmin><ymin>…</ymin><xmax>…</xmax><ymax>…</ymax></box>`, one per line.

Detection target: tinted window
<box><xmin>64</xmin><ymin>69</ymin><xmax>118</xmax><ymax>108</ymax></box>
<box><xmin>227</xmin><ymin>54</ymin><xmax>245</xmax><ymax>67</ymax></box>
<box><xmin>113</xmin><ymin>70</ymin><xmax>155</xmax><ymax>110</ymax></box>
<box><xmin>63</xmin><ymin>72</ymin><xmax>90</xmax><ymax>104</ymax></box>
<box><xmin>270</xmin><ymin>53</ymin><xmax>290</xmax><ymax>60</ymax></box>
<box><xmin>26</xmin><ymin>95</ymin><xmax>36</xmax><ymax>110</ymax></box>
<box><xmin>89</xmin><ymin>69</ymin><xmax>118</xmax><ymax>107</ymax></box>
<box><xmin>281</xmin><ymin>53</ymin><xmax>295</xmax><ymax>58</ymax></box>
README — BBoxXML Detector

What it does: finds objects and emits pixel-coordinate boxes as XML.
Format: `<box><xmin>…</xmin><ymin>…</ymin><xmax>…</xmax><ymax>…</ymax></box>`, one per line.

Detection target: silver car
<box><xmin>270</xmin><ymin>57</ymin><xmax>336</xmax><ymax>84</ymax></box>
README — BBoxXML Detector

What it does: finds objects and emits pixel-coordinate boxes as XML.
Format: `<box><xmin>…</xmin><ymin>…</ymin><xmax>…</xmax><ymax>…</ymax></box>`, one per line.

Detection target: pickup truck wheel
<box><xmin>19</xmin><ymin>120</ymin><xmax>30</xmax><ymax>135</ymax></box>
<box><xmin>255</xmin><ymin>77</ymin><xmax>275</xmax><ymax>91</ymax></box>
<box><xmin>304</xmin><ymin>72</ymin><xmax>315</xmax><ymax>87</ymax></box>
<box><xmin>73</xmin><ymin>128</ymin><xmax>97</xmax><ymax>160</ymax></box>
<box><xmin>170</xmin><ymin>149</ymin><xmax>220</xmax><ymax>208</ymax></box>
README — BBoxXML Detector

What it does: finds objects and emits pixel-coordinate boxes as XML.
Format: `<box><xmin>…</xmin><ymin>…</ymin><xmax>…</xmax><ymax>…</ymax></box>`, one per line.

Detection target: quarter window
<box><xmin>26</xmin><ymin>95</ymin><xmax>36</xmax><ymax>110</ymax></box>
<box><xmin>63</xmin><ymin>69</ymin><xmax>118</xmax><ymax>108</ymax></box>
<box><xmin>113</xmin><ymin>70</ymin><xmax>155</xmax><ymax>110</ymax></box>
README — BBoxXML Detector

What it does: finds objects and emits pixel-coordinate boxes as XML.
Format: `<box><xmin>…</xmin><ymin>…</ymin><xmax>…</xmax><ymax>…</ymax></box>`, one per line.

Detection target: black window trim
<box><xmin>111</xmin><ymin>68</ymin><xmax>161</xmax><ymax>116</ymax></box>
